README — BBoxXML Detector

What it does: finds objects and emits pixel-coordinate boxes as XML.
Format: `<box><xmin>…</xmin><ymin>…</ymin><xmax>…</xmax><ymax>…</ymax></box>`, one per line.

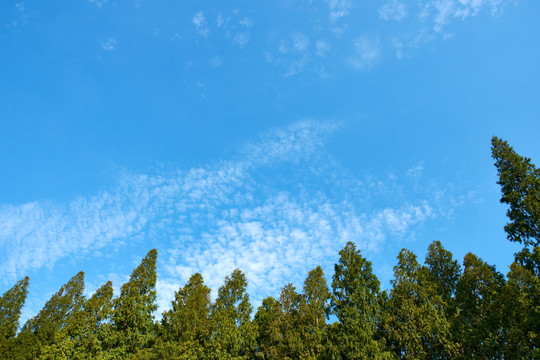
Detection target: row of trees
<box><xmin>0</xmin><ymin>137</ymin><xmax>538</xmax><ymax>359</ymax></box>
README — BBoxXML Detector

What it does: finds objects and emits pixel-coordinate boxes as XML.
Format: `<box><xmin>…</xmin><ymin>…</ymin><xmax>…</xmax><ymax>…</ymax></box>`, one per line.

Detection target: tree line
<box><xmin>0</xmin><ymin>136</ymin><xmax>538</xmax><ymax>359</ymax></box>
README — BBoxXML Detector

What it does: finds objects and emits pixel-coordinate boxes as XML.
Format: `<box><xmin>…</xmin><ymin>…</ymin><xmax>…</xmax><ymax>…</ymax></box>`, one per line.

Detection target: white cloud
<box><xmin>234</xmin><ymin>32</ymin><xmax>250</xmax><ymax>48</ymax></box>
<box><xmin>100</xmin><ymin>38</ymin><xmax>116</xmax><ymax>51</ymax></box>
<box><xmin>324</xmin><ymin>0</ymin><xmax>354</xmax><ymax>22</ymax></box>
<box><xmin>348</xmin><ymin>36</ymin><xmax>381</xmax><ymax>70</ymax></box>
<box><xmin>417</xmin><ymin>0</ymin><xmax>514</xmax><ymax>32</ymax></box>
<box><xmin>239</xmin><ymin>17</ymin><xmax>254</xmax><ymax>28</ymax></box>
<box><xmin>0</xmin><ymin>120</ymin><xmax>464</xmax><ymax>319</ymax></box>
<box><xmin>379</xmin><ymin>0</ymin><xmax>407</xmax><ymax>21</ymax></box>
<box><xmin>192</xmin><ymin>11</ymin><xmax>209</xmax><ymax>37</ymax></box>
<box><xmin>208</xmin><ymin>56</ymin><xmax>222</xmax><ymax>67</ymax></box>
<box><xmin>292</xmin><ymin>34</ymin><xmax>309</xmax><ymax>52</ymax></box>
<box><xmin>216</xmin><ymin>14</ymin><xmax>225</xmax><ymax>28</ymax></box>
<box><xmin>89</xmin><ymin>0</ymin><xmax>108</xmax><ymax>7</ymax></box>
<box><xmin>315</xmin><ymin>40</ymin><xmax>330</xmax><ymax>57</ymax></box>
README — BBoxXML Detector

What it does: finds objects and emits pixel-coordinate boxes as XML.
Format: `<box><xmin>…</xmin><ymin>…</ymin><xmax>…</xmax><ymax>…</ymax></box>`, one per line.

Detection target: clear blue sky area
<box><xmin>1</xmin><ymin>0</ymin><xmax>539</xmax><ymax>322</ymax></box>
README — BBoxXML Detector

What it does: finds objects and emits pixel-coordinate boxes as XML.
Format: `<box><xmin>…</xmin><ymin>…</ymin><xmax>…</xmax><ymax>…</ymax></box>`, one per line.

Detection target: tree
<box><xmin>454</xmin><ymin>253</ymin><xmax>505</xmax><ymax>359</ymax></box>
<box><xmin>329</xmin><ymin>242</ymin><xmax>390</xmax><ymax>359</ymax></box>
<box><xmin>385</xmin><ymin>249</ymin><xmax>458</xmax><ymax>359</ymax></box>
<box><xmin>12</xmin><ymin>272</ymin><xmax>85</xmax><ymax>359</ymax></box>
<box><xmin>109</xmin><ymin>249</ymin><xmax>158</xmax><ymax>357</ymax></box>
<box><xmin>298</xmin><ymin>266</ymin><xmax>330</xmax><ymax>359</ymax></box>
<box><xmin>210</xmin><ymin>269</ymin><xmax>256</xmax><ymax>359</ymax></box>
<box><xmin>157</xmin><ymin>272</ymin><xmax>211</xmax><ymax>358</ymax></box>
<box><xmin>254</xmin><ymin>296</ymin><xmax>281</xmax><ymax>359</ymax></box>
<box><xmin>491</xmin><ymin>136</ymin><xmax>540</xmax><ymax>248</ymax></box>
<box><xmin>500</xmin><ymin>256</ymin><xmax>540</xmax><ymax>359</ymax></box>
<box><xmin>0</xmin><ymin>277</ymin><xmax>30</xmax><ymax>341</ymax></box>
<box><xmin>39</xmin><ymin>280</ymin><xmax>114</xmax><ymax>360</ymax></box>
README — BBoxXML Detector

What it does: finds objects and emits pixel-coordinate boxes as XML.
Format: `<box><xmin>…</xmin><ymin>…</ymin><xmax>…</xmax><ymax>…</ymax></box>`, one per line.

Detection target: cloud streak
<box><xmin>0</xmin><ymin>120</ymin><xmax>464</xmax><ymax>318</ymax></box>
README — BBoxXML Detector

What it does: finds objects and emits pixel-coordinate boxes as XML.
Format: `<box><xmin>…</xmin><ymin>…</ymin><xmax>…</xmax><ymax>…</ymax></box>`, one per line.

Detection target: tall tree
<box><xmin>157</xmin><ymin>272</ymin><xmax>211</xmax><ymax>358</ymax></box>
<box><xmin>15</xmin><ymin>272</ymin><xmax>85</xmax><ymax>359</ymax></box>
<box><xmin>109</xmin><ymin>249</ymin><xmax>158</xmax><ymax>357</ymax></box>
<box><xmin>491</xmin><ymin>136</ymin><xmax>540</xmax><ymax>248</ymax></box>
<box><xmin>298</xmin><ymin>266</ymin><xmax>330</xmax><ymax>359</ymax></box>
<box><xmin>254</xmin><ymin>296</ymin><xmax>281</xmax><ymax>359</ymax></box>
<box><xmin>500</xmin><ymin>256</ymin><xmax>540</xmax><ymax>359</ymax></box>
<box><xmin>210</xmin><ymin>269</ymin><xmax>256</xmax><ymax>359</ymax></box>
<box><xmin>0</xmin><ymin>277</ymin><xmax>30</xmax><ymax>341</ymax></box>
<box><xmin>39</xmin><ymin>280</ymin><xmax>114</xmax><ymax>360</ymax></box>
<box><xmin>454</xmin><ymin>253</ymin><xmax>505</xmax><ymax>359</ymax></box>
<box><xmin>329</xmin><ymin>242</ymin><xmax>390</xmax><ymax>359</ymax></box>
<box><xmin>385</xmin><ymin>249</ymin><xmax>458</xmax><ymax>359</ymax></box>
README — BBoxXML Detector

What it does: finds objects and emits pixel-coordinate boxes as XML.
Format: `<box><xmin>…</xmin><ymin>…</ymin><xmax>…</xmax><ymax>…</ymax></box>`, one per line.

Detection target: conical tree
<box><xmin>491</xmin><ymin>136</ymin><xmax>540</xmax><ymax>248</ymax></box>
<box><xmin>329</xmin><ymin>242</ymin><xmax>390</xmax><ymax>359</ymax></box>
<box><xmin>109</xmin><ymin>249</ymin><xmax>158</xmax><ymax>357</ymax></box>
<box><xmin>16</xmin><ymin>271</ymin><xmax>85</xmax><ymax>359</ymax></box>
<box><xmin>273</xmin><ymin>283</ymin><xmax>303</xmax><ymax>359</ymax></box>
<box><xmin>39</xmin><ymin>280</ymin><xmax>114</xmax><ymax>360</ymax></box>
<box><xmin>210</xmin><ymin>269</ymin><xmax>256</xmax><ymax>359</ymax></box>
<box><xmin>299</xmin><ymin>266</ymin><xmax>330</xmax><ymax>359</ymax></box>
<box><xmin>0</xmin><ymin>277</ymin><xmax>30</xmax><ymax>341</ymax></box>
<box><xmin>156</xmin><ymin>272</ymin><xmax>211</xmax><ymax>358</ymax></box>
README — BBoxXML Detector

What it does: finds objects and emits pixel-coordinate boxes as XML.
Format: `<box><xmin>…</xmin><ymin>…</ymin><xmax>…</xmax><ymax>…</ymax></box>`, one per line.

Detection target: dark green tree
<box><xmin>491</xmin><ymin>136</ymin><xmax>540</xmax><ymax>248</ymax></box>
<box><xmin>454</xmin><ymin>253</ymin><xmax>505</xmax><ymax>359</ymax></box>
<box><xmin>329</xmin><ymin>242</ymin><xmax>390</xmax><ymax>359</ymax></box>
<box><xmin>254</xmin><ymin>296</ymin><xmax>281</xmax><ymax>359</ymax></box>
<box><xmin>108</xmin><ymin>249</ymin><xmax>158</xmax><ymax>357</ymax></box>
<box><xmin>0</xmin><ymin>277</ymin><xmax>30</xmax><ymax>341</ymax></box>
<box><xmin>500</xmin><ymin>255</ymin><xmax>540</xmax><ymax>359</ymax></box>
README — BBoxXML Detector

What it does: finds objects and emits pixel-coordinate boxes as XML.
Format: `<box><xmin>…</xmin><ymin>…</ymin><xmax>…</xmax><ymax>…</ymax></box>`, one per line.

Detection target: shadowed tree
<box><xmin>254</xmin><ymin>296</ymin><xmax>281</xmax><ymax>359</ymax></box>
<box><xmin>455</xmin><ymin>253</ymin><xmax>505</xmax><ymax>359</ymax></box>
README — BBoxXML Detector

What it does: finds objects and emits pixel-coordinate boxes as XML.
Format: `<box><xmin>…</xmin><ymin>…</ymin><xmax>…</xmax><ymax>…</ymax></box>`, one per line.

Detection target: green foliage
<box><xmin>454</xmin><ymin>253</ymin><xmax>505</xmax><ymax>359</ymax></box>
<box><xmin>329</xmin><ymin>242</ymin><xmax>390</xmax><ymax>359</ymax></box>
<box><xmin>41</xmin><ymin>280</ymin><xmax>114</xmax><ymax>359</ymax></box>
<box><xmin>492</xmin><ymin>136</ymin><xmax>540</xmax><ymax>247</ymax></box>
<box><xmin>0</xmin><ymin>276</ymin><xmax>29</xmax><ymax>341</ymax></box>
<box><xmin>5</xmin><ymin>135</ymin><xmax>540</xmax><ymax>359</ymax></box>
<box><xmin>13</xmin><ymin>271</ymin><xmax>86</xmax><ymax>359</ymax></box>
<box><xmin>385</xmin><ymin>249</ymin><xmax>458</xmax><ymax>359</ymax></box>
<box><xmin>298</xmin><ymin>266</ymin><xmax>330</xmax><ymax>359</ymax></box>
<box><xmin>157</xmin><ymin>272</ymin><xmax>211</xmax><ymax>359</ymax></box>
<box><xmin>110</xmin><ymin>249</ymin><xmax>158</xmax><ymax>356</ymax></box>
<box><xmin>501</xmin><ymin>253</ymin><xmax>540</xmax><ymax>359</ymax></box>
<box><xmin>210</xmin><ymin>268</ymin><xmax>257</xmax><ymax>359</ymax></box>
<box><xmin>254</xmin><ymin>296</ymin><xmax>281</xmax><ymax>359</ymax></box>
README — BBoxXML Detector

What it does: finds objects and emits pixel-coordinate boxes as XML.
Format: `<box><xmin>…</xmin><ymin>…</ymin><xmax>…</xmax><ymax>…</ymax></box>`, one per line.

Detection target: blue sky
<box><xmin>1</xmin><ymin>0</ymin><xmax>539</xmax><ymax>322</ymax></box>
